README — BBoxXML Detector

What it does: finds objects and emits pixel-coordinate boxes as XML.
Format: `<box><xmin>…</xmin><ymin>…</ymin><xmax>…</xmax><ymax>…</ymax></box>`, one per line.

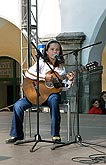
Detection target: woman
<box><xmin>100</xmin><ymin>91</ymin><xmax>106</xmax><ymax>114</ymax></box>
<box><xmin>88</xmin><ymin>98</ymin><xmax>102</xmax><ymax>114</ymax></box>
<box><xmin>6</xmin><ymin>39</ymin><xmax>74</xmax><ymax>143</ymax></box>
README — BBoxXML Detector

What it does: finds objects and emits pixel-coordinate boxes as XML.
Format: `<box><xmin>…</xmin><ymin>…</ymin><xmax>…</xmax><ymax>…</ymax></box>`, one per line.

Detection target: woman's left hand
<box><xmin>66</xmin><ymin>72</ymin><xmax>75</xmax><ymax>81</ymax></box>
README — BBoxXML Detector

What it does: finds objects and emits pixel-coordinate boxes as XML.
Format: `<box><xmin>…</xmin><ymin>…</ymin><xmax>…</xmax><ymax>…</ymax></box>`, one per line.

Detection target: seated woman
<box><xmin>100</xmin><ymin>91</ymin><xmax>106</xmax><ymax>114</ymax></box>
<box><xmin>88</xmin><ymin>98</ymin><xmax>102</xmax><ymax>114</ymax></box>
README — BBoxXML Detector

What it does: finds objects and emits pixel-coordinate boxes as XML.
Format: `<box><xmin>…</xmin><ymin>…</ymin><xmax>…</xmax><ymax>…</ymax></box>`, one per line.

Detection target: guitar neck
<box><xmin>61</xmin><ymin>61</ymin><xmax>98</xmax><ymax>80</ymax></box>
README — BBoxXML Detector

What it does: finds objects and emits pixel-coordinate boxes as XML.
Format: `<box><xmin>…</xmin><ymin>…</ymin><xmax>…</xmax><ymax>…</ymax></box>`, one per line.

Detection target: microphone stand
<box><xmin>15</xmin><ymin>41</ymin><xmax>102</xmax><ymax>151</ymax></box>
<box><xmin>51</xmin><ymin>41</ymin><xmax>102</xmax><ymax>150</ymax></box>
<box><xmin>15</xmin><ymin>42</ymin><xmax>66</xmax><ymax>152</ymax></box>
<box><xmin>30</xmin><ymin>42</ymin><xmax>67</xmax><ymax>152</ymax></box>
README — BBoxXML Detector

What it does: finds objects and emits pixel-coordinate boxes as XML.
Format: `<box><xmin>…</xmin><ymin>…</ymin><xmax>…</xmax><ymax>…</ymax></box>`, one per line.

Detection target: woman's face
<box><xmin>93</xmin><ymin>101</ymin><xmax>100</xmax><ymax>107</ymax></box>
<box><xmin>46</xmin><ymin>43</ymin><xmax>60</xmax><ymax>62</ymax></box>
<box><xmin>102</xmin><ymin>94</ymin><xmax>106</xmax><ymax>102</ymax></box>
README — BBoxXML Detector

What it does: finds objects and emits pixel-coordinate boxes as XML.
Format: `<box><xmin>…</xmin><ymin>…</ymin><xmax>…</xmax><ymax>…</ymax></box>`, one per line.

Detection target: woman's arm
<box><xmin>25</xmin><ymin>59</ymin><xmax>46</xmax><ymax>80</ymax></box>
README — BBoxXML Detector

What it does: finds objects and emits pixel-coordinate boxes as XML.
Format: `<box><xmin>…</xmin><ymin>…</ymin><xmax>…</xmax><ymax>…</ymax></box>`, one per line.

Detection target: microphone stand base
<box><xmin>51</xmin><ymin>135</ymin><xmax>82</xmax><ymax>150</ymax></box>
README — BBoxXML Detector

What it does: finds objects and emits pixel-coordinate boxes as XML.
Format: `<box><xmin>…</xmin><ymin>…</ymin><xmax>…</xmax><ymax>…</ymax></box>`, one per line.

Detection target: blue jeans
<box><xmin>10</xmin><ymin>93</ymin><xmax>61</xmax><ymax>139</ymax></box>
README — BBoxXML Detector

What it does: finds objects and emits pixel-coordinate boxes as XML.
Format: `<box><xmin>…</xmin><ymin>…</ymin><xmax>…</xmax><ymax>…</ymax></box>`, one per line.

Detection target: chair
<box><xmin>24</xmin><ymin>100</ymin><xmax>72</xmax><ymax>142</ymax></box>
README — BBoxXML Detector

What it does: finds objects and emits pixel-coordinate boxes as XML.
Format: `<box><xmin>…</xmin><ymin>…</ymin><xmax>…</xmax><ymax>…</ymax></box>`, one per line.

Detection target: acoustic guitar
<box><xmin>23</xmin><ymin>61</ymin><xmax>98</xmax><ymax>105</ymax></box>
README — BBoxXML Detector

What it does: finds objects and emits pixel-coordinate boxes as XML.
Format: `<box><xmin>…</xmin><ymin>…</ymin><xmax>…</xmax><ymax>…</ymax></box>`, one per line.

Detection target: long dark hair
<box><xmin>89</xmin><ymin>98</ymin><xmax>100</xmax><ymax>109</ymax></box>
<box><xmin>100</xmin><ymin>91</ymin><xmax>106</xmax><ymax>104</ymax></box>
<box><xmin>101</xmin><ymin>91</ymin><xmax>106</xmax><ymax>98</ymax></box>
<box><xmin>43</xmin><ymin>40</ymin><xmax>65</xmax><ymax>67</ymax></box>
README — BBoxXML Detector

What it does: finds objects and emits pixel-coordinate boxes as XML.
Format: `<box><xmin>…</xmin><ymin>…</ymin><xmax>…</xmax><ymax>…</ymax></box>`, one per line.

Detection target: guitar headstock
<box><xmin>85</xmin><ymin>61</ymin><xmax>98</xmax><ymax>71</ymax></box>
<box><xmin>79</xmin><ymin>61</ymin><xmax>98</xmax><ymax>72</ymax></box>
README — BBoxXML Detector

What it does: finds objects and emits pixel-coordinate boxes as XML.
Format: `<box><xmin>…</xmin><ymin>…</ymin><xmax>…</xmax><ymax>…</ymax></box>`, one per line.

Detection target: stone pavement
<box><xmin>0</xmin><ymin>111</ymin><xmax>106</xmax><ymax>165</ymax></box>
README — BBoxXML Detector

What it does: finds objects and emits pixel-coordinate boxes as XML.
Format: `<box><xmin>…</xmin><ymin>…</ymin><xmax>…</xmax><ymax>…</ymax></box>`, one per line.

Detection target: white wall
<box><xmin>38</xmin><ymin>0</ymin><xmax>106</xmax><ymax>63</ymax></box>
<box><xmin>59</xmin><ymin>0</ymin><xmax>106</xmax><ymax>64</ymax></box>
<box><xmin>1</xmin><ymin>0</ymin><xmax>105</xmax><ymax>40</ymax></box>
<box><xmin>38</xmin><ymin>0</ymin><xmax>61</xmax><ymax>37</ymax></box>
<box><xmin>0</xmin><ymin>0</ymin><xmax>106</xmax><ymax>63</ymax></box>
<box><xmin>0</xmin><ymin>0</ymin><xmax>21</xmax><ymax>28</ymax></box>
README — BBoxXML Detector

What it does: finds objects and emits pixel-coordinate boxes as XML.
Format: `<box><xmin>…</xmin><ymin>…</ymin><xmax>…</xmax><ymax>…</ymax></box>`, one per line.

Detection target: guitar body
<box><xmin>23</xmin><ymin>61</ymin><xmax>98</xmax><ymax>105</ymax></box>
<box><xmin>23</xmin><ymin>77</ymin><xmax>62</xmax><ymax>105</ymax></box>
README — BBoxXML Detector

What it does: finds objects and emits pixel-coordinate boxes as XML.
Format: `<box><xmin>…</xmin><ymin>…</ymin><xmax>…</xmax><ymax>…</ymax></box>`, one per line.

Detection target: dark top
<box><xmin>100</xmin><ymin>101</ymin><xmax>106</xmax><ymax>114</ymax></box>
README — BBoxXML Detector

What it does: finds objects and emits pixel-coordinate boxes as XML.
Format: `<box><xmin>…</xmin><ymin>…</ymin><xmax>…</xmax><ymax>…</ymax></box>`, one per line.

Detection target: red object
<box><xmin>88</xmin><ymin>107</ymin><xmax>102</xmax><ymax>114</ymax></box>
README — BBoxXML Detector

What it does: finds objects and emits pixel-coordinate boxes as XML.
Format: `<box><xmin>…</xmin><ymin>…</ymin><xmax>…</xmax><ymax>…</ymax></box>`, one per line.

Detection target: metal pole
<box><xmin>27</xmin><ymin>0</ymin><xmax>32</xmax><ymax>67</ymax></box>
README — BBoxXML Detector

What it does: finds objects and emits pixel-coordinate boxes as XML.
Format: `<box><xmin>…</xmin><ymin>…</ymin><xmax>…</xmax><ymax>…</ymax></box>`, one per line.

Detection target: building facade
<box><xmin>0</xmin><ymin>0</ymin><xmax>106</xmax><ymax>112</ymax></box>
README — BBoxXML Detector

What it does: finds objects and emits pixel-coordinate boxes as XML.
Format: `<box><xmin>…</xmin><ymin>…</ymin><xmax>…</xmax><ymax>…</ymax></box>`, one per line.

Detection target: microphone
<box><xmin>53</xmin><ymin>54</ymin><xmax>63</xmax><ymax>63</ymax></box>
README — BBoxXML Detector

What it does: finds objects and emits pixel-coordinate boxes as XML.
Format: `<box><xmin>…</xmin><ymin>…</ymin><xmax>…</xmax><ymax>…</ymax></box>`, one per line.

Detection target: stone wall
<box><xmin>41</xmin><ymin>32</ymin><xmax>102</xmax><ymax>113</ymax></box>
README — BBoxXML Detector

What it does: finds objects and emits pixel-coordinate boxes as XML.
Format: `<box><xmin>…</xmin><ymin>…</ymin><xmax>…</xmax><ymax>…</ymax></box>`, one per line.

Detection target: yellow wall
<box><xmin>102</xmin><ymin>45</ymin><xmax>106</xmax><ymax>91</ymax></box>
<box><xmin>0</xmin><ymin>17</ymin><xmax>36</xmax><ymax>70</ymax></box>
<box><xmin>0</xmin><ymin>17</ymin><xmax>21</xmax><ymax>63</ymax></box>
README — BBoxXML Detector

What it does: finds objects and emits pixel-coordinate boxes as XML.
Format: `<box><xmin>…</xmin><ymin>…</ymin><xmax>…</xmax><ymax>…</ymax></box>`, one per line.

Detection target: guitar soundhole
<box><xmin>45</xmin><ymin>81</ymin><xmax>54</xmax><ymax>88</ymax></box>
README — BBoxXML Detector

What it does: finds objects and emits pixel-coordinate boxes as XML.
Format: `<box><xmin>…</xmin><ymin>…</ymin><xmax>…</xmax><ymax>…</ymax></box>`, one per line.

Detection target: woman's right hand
<box><xmin>45</xmin><ymin>72</ymin><xmax>53</xmax><ymax>82</ymax></box>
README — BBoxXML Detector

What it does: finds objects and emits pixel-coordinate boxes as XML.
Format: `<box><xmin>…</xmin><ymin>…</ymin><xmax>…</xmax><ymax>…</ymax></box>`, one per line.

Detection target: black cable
<box><xmin>72</xmin><ymin>157</ymin><xmax>99</xmax><ymax>164</ymax></box>
<box><xmin>89</xmin><ymin>154</ymin><xmax>106</xmax><ymax>163</ymax></box>
<box><xmin>72</xmin><ymin>143</ymin><xmax>106</xmax><ymax>164</ymax></box>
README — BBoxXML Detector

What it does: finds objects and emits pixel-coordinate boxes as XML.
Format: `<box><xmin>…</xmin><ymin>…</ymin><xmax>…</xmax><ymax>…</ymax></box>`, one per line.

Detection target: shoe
<box><xmin>52</xmin><ymin>136</ymin><xmax>61</xmax><ymax>142</ymax></box>
<box><xmin>5</xmin><ymin>137</ymin><xmax>19</xmax><ymax>144</ymax></box>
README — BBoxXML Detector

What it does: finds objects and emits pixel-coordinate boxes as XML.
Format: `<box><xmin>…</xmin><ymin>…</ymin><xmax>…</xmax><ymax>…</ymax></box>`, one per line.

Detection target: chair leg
<box><xmin>67</xmin><ymin>101</ymin><xmax>72</xmax><ymax>141</ymax></box>
<box><xmin>28</xmin><ymin>108</ymin><xmax>32</xmax><ymax>137</ymax></box>
<box><xmin>24</xmin><ymin>104</ymin><xmax>72</xmax><ymax>141</ymax></box>
<box><xmin>24</xmin><ymin>108</ymin><xmax>32</xmax><ymax>139</ymax></box>
<box><xmin>24</xmin><ymin>111</ymin><xmax>27</xmax><ymax>139</ymax></box>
